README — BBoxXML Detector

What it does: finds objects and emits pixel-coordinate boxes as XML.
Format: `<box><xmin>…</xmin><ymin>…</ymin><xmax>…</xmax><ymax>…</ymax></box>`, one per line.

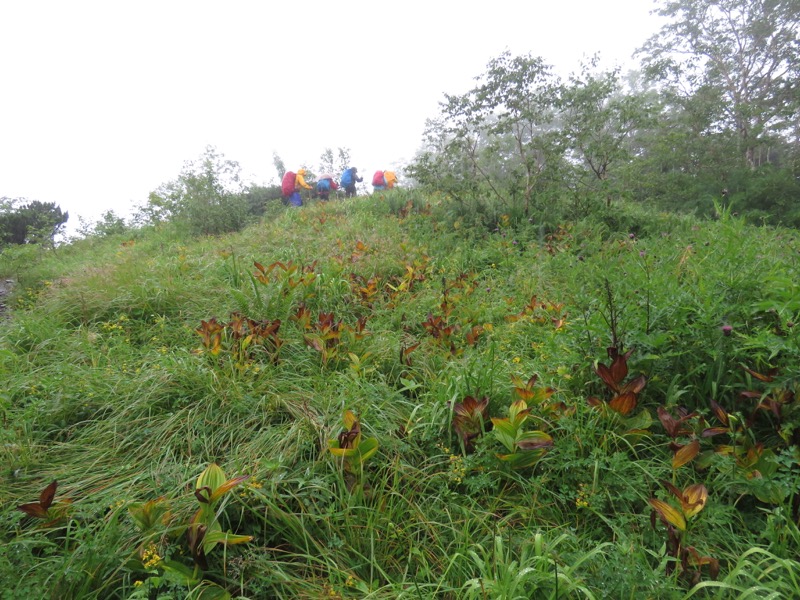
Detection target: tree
<box><xmin>142</xmin><ymin>146</ymin><xmax>248</xmax><ymax>235</ymax></box>
<box><xmin>336</xmin><ymin>147</ymin><xmax>352</xmax><ymax>176</ymax></box>
<box><xmin>76</xmin><ymin>210</ymin><xmax>129</xmax><ymax>238</ymax></box>
<box><xmin>318</xmin><ymin>147</ymin><xmax>352</xmax><ymax>179</ymax></box>
<box><xmin>272</xmin><ymin>152</ymin><xmax>286</xmax><ymax>180</ymax></box>
<box><xmin>319</xmin><ymin>148</ymin><xmax>335</xmax><ymax>176</ymax></box>
<box><xmin>416</xmin><ymin>51</ymin><xmax>563</xmax><ymax>216</ymax></box>
<box><xmin>560</xmin><ymin>59</ymin><xmax>656</xmax><ymax>206</ymax></box>
<box><xmin>638</xmin><ymin>0</ymin><xmax>800</xmax><ymax>169</ymax></box>
<box><xmin>0</xmin><ymin>198</ymin><xmax>69</xmax><ymax>246</ymax></box>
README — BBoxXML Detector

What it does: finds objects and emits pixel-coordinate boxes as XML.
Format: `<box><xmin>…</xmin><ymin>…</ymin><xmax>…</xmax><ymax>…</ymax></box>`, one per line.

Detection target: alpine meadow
<box><xmin>2</xmin><ymin>1</ymin><xmax>800</xmax><ymax>599</ymax></box>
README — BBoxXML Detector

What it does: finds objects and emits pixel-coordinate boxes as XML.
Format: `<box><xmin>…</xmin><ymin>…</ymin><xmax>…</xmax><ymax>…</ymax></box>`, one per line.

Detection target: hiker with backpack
<box><xmin>316</xmin><ymin>173</ymin><xmax>339</xmax><ymax>201</ymax></box>
<box><xmin>372</xmin><ymin>170</ymin><xmax>398</xmax><ymax>192</ymax></box>
<box><xmin>281</xmin><ymin>168</ymin><xmax>312</xmax><ymax>206</ymax></box>
<box><xmin>340</xmin><ymin>167</ymin><xmax>363</xmax><ymax>198</ymax></box>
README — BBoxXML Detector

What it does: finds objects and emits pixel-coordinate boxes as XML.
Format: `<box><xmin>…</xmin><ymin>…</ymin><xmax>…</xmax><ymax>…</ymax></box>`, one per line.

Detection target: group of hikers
<box><xmin>281</xmin><ymin>167</ymin><xmax>398</xmax><ymax>207</ymax></box>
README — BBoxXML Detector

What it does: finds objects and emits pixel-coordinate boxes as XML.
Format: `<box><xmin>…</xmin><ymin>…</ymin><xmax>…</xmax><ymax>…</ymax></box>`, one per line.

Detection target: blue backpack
<box><xmin>340</xmin><ymin>169</ymin><xmax>353</xmax><ymax>187</ymax></box>
<box><xmin>317</xmin><ymin>179</ymin><xmax>331</xmax><ymax>192</ymax></box>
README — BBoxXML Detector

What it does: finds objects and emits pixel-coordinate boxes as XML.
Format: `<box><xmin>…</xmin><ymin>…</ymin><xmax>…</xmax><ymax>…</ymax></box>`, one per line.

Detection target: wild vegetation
<box><xmin>1</xmin><ymin>1</ymin><xmax>799</xmax><ymax>598</ymax></box>
<box><xmin>2</xmin><ymin>188</ymin><xmax>799</xmax><ymax>599</ymax></box>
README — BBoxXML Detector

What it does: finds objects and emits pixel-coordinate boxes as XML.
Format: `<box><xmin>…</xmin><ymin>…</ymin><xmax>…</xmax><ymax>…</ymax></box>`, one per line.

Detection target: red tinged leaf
<box><xmin>685</xmin><ymin>546</ymin><xmax>720</xmax><ymax>579</ymax></box>
<box><xmin>757</xmin><ymin>398</ymin><xmax>782</xmax><ymax>419</ymax></box>
<box><xmin>672</xmin><ymin>439</ymin><xmax>700</xmax><ymax>469</ymax></box>
<box><xmin>465</xmin><ymin>325</ymin><xmax>484</xmax><ymax>346</ymax></box>
<box><xmin>17</xmin><ymin>502</ymin><xmax>49</xmax><ymax>519</ymax></box>
<box><xmin>658</xmin><ymin>407</ymin><xmax>679</xmax><ymax>437</ymax></box>
<box><xmin>709</xmin><ymin>399</ymin><xmax>729</xmax><ymax>427</ymax></box>
<box><xmin>304</xmin><ymin>336</ymin><xmax>324</xmax><ymax>353</ymax></box>
<box><xmin>609</xmin><ymin>391</ymin><xmax>637</xmax><ymax>415</ymax></box>
<box><xmin>253</xmin><ymin>261</ymin><xmax>270</xmax><ymax>284</ymax></box>
<box><xmin>38</xmin><ymin>480</ymin><xmax>57</xmax><ymax>510</ymax></box>
<box><xmin>516</xmin><ymin>436</ymin><xmax>554</xmax><ymax>451</ymax></box>
<box><xmin>195</xmin><ymin>486</ymin><xmax>212</xmax><ymax>504</ymax></box>
<box><xmin>337</xmin><ymin>420</ymin><xmax>361</xmax><ymax>450</ymax></box>
<box><xmin>587</xmin><ymin>396</ymin><xmax>604</xmax><ymax>408</ymax></box>
<box><xmin>595</xmin><ymin>363</ymin><xmax>620</xmax><ymax>392</ymax></box>
<box><xmin>659</xmin><ymin>406</ymin><xmax>698</xmax><ymax>438</ymax></box>
<box><xmin>742</xmin><ymin>365</ymin><xmax>778</xmax><ymax>382</ymax></box>
<box><xmin>17</xmin><ymin>480</ymin><xmax>58</xmax><ymax>519</ymax></box>
<box><xmin>681</xmin><ymin>484</ymin><xmax>708</xmax><ymax>518</ymax></box>
<box><xmin>701</xmin><ymin>426</ymin><xmax>729</xmax><ymax>437</ymax></box>
<box><xmin>608</xmin><ymin>352</ymin><xmax>630</xmax><ymax>385</ymax></box>
<box><xmin>400</xmin><ymin>342</ymin><xmax>420</xmax><ymax>366</ymax></box>
<box><xmin>453</xmin><ymin>395</ymin><xmax>489</xmax><ymax>419</ymax></box>
<box><xmin>660</xmin><ymin>480</ymin><xmax>684</xmax><ymax>502</ymax></box>
<box><xmin>620</xmin><ymin>375</ymin><xmax>647</xmax><ymax>395</ymax></box>
<box><xmin>452</xmin><ymin>395</ymin><xmax>491</xmax><ymax>450</ymax></box>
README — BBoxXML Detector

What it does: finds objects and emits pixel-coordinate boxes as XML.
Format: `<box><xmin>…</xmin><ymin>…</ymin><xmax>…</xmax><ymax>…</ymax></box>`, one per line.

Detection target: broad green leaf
<box><xmin>695</xmin><ymin>449</ymin><xmax>717</xmax><ymax>469</ymax></box>
<box><xmin>626</xmin><ymin>408</ymin><xmax>653</xmax><ymax>431</ymax></box>
<box><xmin>196</xmin><ymin>463</ymin><xmax>226</xmax><ymax>495</ymax></box>
<box><xmin>507</xmin><ymin>399</ymin><xmax>530</xmax><ymax>423</ymax></box>
<box><xmin>497</xmin><ymin>449</ymin><xmax>547</xmax><ymax>469</ymax></box>
<box><xmin>193</xmin><ymin>582</ymin><xmax>232</xmax><ymax>600</ymax></box>
<box><xmin>357</xmin><ymin>437</ymin><xmax>379</xmax><ymax>462</ymax></box>
<box><xmin>128</xmin><ymin>497</ymin><xmax>169</xmax><ymax>531</ymax></box>
<box><xmin>329</xmin><ymin>445</ymin><xmax>358</xmax><ymax>458</ymax></box>
<box><xmin>203</xmin><ymin>529</ymin><xmax>254</xmax><ymax>554</ymax></box>
<box><xmin>491</xmin><ymin>418</ymin><xmax>519</xmax><ymax>452</ymax></box>
<box><xmin>160</xmin><ymin>559</ymin><xmax>200</xmax><ymax>586</ymax></box>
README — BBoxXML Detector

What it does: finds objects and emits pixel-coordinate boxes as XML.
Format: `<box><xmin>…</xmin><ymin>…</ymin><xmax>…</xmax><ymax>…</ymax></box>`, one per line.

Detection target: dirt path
<box><xmin>0</xmin><ymin>278</ymin><xmax>14</xmax><ymax>317</ymax></box>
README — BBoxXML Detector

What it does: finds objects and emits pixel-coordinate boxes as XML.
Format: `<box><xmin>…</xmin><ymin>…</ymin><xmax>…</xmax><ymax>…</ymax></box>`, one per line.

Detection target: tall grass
<box><xmin>1</xmin><ymin>192</ymin><xmax>798</xmax><ymax>598</ymax></box>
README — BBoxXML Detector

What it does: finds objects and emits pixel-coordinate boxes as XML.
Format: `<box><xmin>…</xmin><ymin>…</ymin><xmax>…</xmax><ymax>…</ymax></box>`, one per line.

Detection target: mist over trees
<box><xmin>409</xmin><ymin>0</ymin><xmax>800</xmax><ymax>226</ymax></box>
<box><xmin>4</xmin><ymin>0</ymin><xmax>798</xmax><ymax>246</ymax></box>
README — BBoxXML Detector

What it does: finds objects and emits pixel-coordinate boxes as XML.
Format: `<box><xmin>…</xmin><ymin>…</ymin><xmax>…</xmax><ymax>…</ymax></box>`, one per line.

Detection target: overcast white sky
<box><xmin>0</xmin><ymin>0</ymin><xmax>663</xmax><ymax>228</ymax></box>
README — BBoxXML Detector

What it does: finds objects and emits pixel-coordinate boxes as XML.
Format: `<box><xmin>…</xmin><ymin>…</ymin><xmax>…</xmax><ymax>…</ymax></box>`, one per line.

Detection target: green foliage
<box><xmin>2</xmin><ymin>193</ymin><xmax>800</xmax><ymax>598</ymax></box>
<box><xmin>491</xmin><ymin>398</ymin><xmax>554</xmax><ymax>469</ymax></box>
<box><xmin>0</xmin><ymin>197</ymin><xmax>68</xmax><ymax>246</ymax></box>
<box><xmin>638</xmin><ymin>0</ymin><xmax>800</xmax><ymax>169</ymax></box>
<box><xmin>140</xmin><ymin>145</ymin><xmax>249</xmax><ymax>236</ymax></box>
<box><xmin>76</xmin><ymin>210</ymin><xmax>130</xmax><ymax>239</ymax></box>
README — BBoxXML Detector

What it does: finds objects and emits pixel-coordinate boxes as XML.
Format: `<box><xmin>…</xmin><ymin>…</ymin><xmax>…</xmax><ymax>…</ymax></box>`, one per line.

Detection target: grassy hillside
<box><xmin>2</xmin><ymin>191</ymin><xmax>799</xmax><ymax>599</ymax></box>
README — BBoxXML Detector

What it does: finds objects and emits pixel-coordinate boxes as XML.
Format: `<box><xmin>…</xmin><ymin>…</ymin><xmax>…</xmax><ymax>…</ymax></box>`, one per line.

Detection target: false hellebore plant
<box><xmin>188</xmin><ymin>463</ymin><xmax>253</xmax><ymax>571</ymax></box>
<box><xmin>452</xmin><ymin>395</ymin><xmax>491</xmax><ymax>453</ymax></box>
<box><xmin>491</xmin><ymin>399</ymin><xmax>553</xmax><ymax>469</ymax></box>
<box><xmin>649</xmin><ymin>481</ymin><xmax>718</xmax><ymax>584</ymax></box>
<box><xmin>17</xmin><ymin>480</ymin><xmax>71</xmax><ymax>527</ymax></box>
<box><xmin>657</xmin><ymin>406</ymin><xmax>701</xmax><ymax>471</ymax></box>
<box><xmin>328</xmin><ymin>410</ymin><xmax>380</xmax><ymax>487</ymax></box>
<box><xmin>588</xmin><ymin>346</ymin><xmax>647</xmax><ymax>416</ymax></box>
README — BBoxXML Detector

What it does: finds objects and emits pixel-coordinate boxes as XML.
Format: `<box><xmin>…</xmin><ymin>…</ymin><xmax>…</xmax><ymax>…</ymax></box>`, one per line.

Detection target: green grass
<box><xmin>1</xmin><ymin>192</ymin><xmax>799</xmax><ymax>599</ymax></box>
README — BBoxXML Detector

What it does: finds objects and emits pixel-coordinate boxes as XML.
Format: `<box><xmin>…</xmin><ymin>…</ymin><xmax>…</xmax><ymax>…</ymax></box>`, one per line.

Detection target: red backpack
<box><xmin>372</xmin><ymin>170</ymin><xmax>386</xmax><ymax>186</ymax></box>
<box><xmin>281</xmin><ymin>171</ymin><xmax>297</xmax><ymax>196</ymax></box>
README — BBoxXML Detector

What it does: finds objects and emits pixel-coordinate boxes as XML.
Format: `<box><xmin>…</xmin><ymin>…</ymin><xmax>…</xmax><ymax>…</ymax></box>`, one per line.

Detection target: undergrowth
<box><xmin>1</xmin><ymin>191</ymin><xmax>799</xmax><ymax>599</ymax></box>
